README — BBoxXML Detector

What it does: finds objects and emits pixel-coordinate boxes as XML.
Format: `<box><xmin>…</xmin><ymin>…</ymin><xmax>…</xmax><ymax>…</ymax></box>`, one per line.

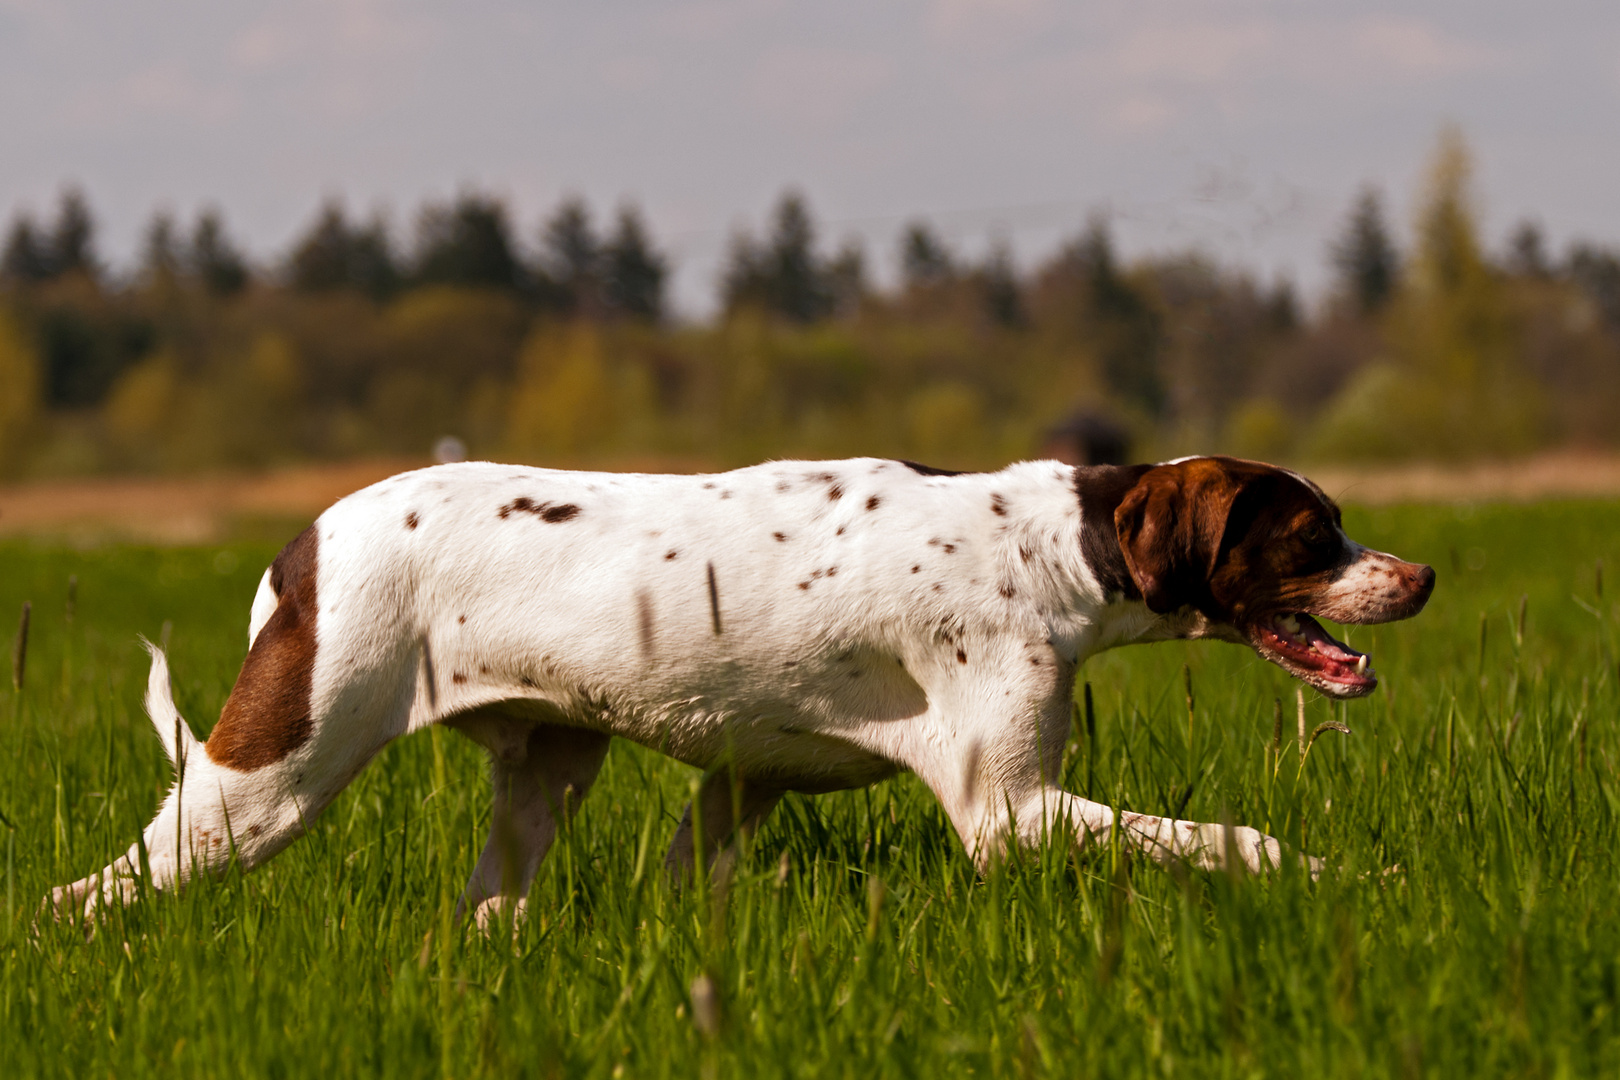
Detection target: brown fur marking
<box><xmin>206</xmin><ymin>525</ymin><xmax>319</xmax><ymax>771</ymax></box>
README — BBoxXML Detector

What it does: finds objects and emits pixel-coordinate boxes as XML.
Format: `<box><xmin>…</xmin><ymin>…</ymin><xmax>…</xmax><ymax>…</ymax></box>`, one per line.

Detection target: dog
<box><xmin>49</xmin><ymin>455</ymin><xmax>1433</xmax><ymax>923</ymax></box>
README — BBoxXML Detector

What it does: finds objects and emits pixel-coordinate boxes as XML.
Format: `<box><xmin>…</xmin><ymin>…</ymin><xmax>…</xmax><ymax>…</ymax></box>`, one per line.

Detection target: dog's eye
<box><xmin>1301</xmin><ymin>521</ymin><xmax>1331</xmax><ymax>545</ymax></box>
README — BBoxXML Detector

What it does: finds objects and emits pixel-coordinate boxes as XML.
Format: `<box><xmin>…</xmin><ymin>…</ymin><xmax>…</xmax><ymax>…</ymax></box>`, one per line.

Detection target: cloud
<box><xmin>1351</xmin><ymin>15</ymin><xmax>1506</xmax><ymax>78</ymax></box>
<box><xmin>748</xmin><ymin>46</ymin><xmax>895</xmax><ymax>132</ymax></box>
<box><xmin>927</xmin><ymin>0</ymin><xmax>1057</xmax><ymax>43</ymax></box>
<box><xmin>58</xmin><ymin>62</ymin><xmax>238</xmax><ymax>129</ymax></box>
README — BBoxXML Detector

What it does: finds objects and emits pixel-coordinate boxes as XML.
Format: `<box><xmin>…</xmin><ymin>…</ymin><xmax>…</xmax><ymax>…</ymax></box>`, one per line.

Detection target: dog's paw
<box><xmin>470</xmin><ymin>895</ymin><xmax>529</xmax><ymax>937</ymax></box>
<box><xmin>40</xmin><ymin>874</ymin><xmax>138</xmax><ymax>932</ymax></box>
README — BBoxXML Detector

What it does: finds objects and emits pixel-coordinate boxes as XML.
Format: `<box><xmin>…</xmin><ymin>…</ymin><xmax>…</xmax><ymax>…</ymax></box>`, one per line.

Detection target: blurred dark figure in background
<box><xmin>1040</xmin><ymin>410</ymin><xmax>1129</xmax><ymax>466</ymax></box>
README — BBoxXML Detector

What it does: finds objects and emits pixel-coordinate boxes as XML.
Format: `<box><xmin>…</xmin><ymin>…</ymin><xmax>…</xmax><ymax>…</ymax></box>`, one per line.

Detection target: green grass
<box><xmin>3</xmin><ymin>499</ymin><xmax>1620</xmax><ymax>1077</ymax></box>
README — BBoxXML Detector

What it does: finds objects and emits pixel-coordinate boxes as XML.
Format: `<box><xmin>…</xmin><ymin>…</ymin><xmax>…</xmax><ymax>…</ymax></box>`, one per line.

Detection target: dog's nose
<box><xmin>1411</xmin><ymin>563</ymin><xmax>1436</xmax><ymax>597</ymax></box>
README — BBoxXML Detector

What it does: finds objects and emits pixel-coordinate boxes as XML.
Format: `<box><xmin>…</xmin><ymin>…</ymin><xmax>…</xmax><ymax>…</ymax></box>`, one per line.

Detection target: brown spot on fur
<box><xmin>206</xmin><ymin>525</ymin><xmax>319</xmax><ymax>771</ymax></box>
<box><xmin>457</xmin><ymin>614</ymin><xmax>466</xmax><ymax>624</ymax></box>
<box><xmin>826</xmin><ymin>566</ymin><xmax>837</xmax><ymax>577</ymax></box>
<box><xmin>942</xmin><ymin>543</ymin><xmax>956</xmax><ymax>554</ymax></box>
<box><xmin>828</xmin><ymin>484</ymin><xmax>844</xmax><ymax>501</ymax></box>
<box><xmin>480</xmin><ymin>665</ymin><xmax>490</xmax><ymax>674</ymax></box>
<box><xmin>866</xmin><ymin>495</ymin><xmax>881</xmax><ymax>511</ymax></box>
<box><xmin>665</xmin><ymin>550</ymin><xmax>679</xmax><ymax>561</ymax></box>
<box><xmin>798</xmin><ymin>581</ymin><xmax>812</xmax><ymax>590</ymax></box>
<box><xmin>520</xmin><ymin>675</ymin><xmax>537</xmax><ymax>688</ymax></box>
<box><xmin>990</xmin><ymin>493</ymin><xmax>1007</xmax><ymax>516</ymax></box>
<box><xmin>405</xmin><ymin>511</ymin><xmax>420</xmax><ymax>529</ymax></box>
<box><xmin>498</xmin><ymin>497</ymin><xmax>581</xmax><ymax>523</ymax></box>
<box><xmin>911</xmin><ymin>565</ymin><xmax>920</xmax><ymax>573</ymax></box>
<box><xmin>836</xmin><ymin>526</ymin><xmax>845</xmax><ymax>536</ymax></box>
<box><xmin>999</xmin><ymin>583</ymin><xmax>1016</xmax><ymax>598</ymax></box>
<box><xmin>773</xmin><ymin>532</ymin><xmax>787</xmax><ymax>542</ymax></box>
<box><xmin>452</xmin><ymin>673</ymin><xmax>467</xmax><ymax>684</ymax></box>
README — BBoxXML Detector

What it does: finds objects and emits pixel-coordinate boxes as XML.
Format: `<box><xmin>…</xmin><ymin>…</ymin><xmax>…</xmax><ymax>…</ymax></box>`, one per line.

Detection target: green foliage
<box><xmin>3</xmin><ymin>152</ymin><xmax>1620</xmax><ymax>476</ymax></box>
<box><xmin>1309</xmin><ymin>132</ymin><xmax>1548</xmax><ymax>462</ymax></box>
<box><xmin>4</xmin><ymin>499</ymin><xmax>1620</xmax><ymax>1075</ymax></box>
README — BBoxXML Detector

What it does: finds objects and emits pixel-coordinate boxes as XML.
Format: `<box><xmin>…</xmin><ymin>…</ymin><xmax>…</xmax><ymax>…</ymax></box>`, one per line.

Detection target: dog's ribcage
<box><xmin>303</xmin><ymin>458</ymin><xmax>1105</xmax><ymax>790</ymax></box>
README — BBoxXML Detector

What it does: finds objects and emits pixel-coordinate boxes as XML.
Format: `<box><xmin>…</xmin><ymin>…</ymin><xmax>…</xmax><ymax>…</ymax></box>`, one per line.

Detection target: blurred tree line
<box><xmin>1</xmin><ymin>130</ymin><xmax>1618</xmax><ymax>480</ymax></box>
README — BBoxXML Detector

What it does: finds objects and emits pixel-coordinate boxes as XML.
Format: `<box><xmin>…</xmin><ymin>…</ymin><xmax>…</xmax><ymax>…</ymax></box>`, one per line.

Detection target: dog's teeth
<box><xmin>1279</xmin><ymin>615</ymin><xmax>1300</xmax><ymax>635</ymax></box>
<box><xmin>1355</xmin><ymin>655</ymin><xmax>1368</xmax><ymax>674</ymax></box>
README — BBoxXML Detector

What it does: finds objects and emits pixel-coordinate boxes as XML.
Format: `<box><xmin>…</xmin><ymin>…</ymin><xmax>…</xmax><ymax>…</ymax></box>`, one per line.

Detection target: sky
<box><xmin>1</xmin><ymin>0</ymin><xmax>1617</xmax><ymax>316</ymax></box>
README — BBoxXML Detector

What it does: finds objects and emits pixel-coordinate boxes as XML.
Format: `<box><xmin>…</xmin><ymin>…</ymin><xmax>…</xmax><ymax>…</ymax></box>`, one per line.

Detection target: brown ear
<box><xmin>1113</xmin><ymin>459</ymin><xmax>1249</xmax><ymax>614</ymax></box>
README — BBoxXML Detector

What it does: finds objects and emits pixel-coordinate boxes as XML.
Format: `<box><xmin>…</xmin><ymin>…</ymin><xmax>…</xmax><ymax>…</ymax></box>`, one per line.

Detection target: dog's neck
<box><xmin>1015</xmin><ymin>463</ymin><xmax>1227</xmax><ymax>663</ymax></box>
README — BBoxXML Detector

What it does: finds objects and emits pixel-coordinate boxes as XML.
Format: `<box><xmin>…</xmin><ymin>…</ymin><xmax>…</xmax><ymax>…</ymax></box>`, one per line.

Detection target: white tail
<box><xmin>138</xmin><ymin>637</ymin><xmax>202</xmax><ymax>767</ymax></box>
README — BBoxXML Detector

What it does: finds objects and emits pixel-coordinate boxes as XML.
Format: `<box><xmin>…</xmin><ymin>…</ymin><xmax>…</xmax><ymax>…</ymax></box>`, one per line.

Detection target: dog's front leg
<box><xmin>664</xmin><ymin>765</ymin><xmax>782</xmax><ymax>880</ymax></box>
<box><xmin>455</xmin><ymin>723</ymin><xmax>610</xmax><ymax>929</ymax></box>
<box><xmin>901</xmin><ymin>676</ymin><xmax>1315</xmax><ymax>876</ymax></box>
<box><xmin>1039</xmin><ymin>793</ymin><xmax>1319</xmax><ymax>875</ymax></box>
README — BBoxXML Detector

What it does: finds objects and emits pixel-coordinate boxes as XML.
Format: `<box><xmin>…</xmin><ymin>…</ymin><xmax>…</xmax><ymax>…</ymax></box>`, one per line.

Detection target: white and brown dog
<box><xmin>51</xmin><ymin>455</ymin><xmax>1433</xmax><ymax>923</ymax></box>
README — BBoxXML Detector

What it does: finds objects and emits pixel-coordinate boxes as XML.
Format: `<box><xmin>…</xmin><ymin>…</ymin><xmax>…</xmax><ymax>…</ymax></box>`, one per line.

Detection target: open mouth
<box><xmin>1251</xmin><ymin>612</ymin><xmax>1377</xmax><ymax>698</ymax></box>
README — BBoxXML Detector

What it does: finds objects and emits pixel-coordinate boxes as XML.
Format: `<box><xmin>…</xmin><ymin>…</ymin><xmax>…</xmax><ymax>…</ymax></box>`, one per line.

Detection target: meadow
<box><xmin>2</xmin><ymin>496</ymin><xmax>1619</xmax><ymax>1077</ymax></box>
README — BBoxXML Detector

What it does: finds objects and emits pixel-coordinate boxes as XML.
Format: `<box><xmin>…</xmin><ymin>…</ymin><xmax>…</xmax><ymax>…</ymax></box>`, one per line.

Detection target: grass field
<box><xmin>3</xmin><ymin>498</ymin><xmax>1620</xmax><ymax>1077</ymax></box>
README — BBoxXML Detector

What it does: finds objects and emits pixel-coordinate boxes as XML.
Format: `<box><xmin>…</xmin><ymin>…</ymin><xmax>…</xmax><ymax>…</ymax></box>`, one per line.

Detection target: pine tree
<box><xmin>764</xmin><ymin>192</ymin><xmax>829</xmax><ymax>323</ymax></box>
<box><xmin>289</xmin><ymin>202</ymin><xmax>399</xmax><ymax>299</ymax></box>
<box><xmin>541</xmin><ymin>198</ymin><xmax>601</xmax><ymax>316</ymax></box>
<box><xmin>415</xmin><ymin>194</ymin><xmax>521</xmax><ymax>290</ymax></box>
<box><xmin>978</xmin><ymin>241</ymin><xmax>1023</xmax><ymax>328</ymax></box>
<box><xmin>191</xmin><ymin>208</ymin><xmax>250</xmax><ymax>295</ymax></box>
<box><xmin>1507</xmin><ymin>220</ymin><xmax>1550</xmax><ymax>278</ymax></box>
<box><xmin>289</xmin><ymin>202</ymin><xmax>355</xmax><ymax>292</ymax></box>
<box><xmin>1332</xmin><ymin>187</ymin><xmax>1398</xmax><ymax>314</ymax></box>
<box><xmin>720</xmin><ymin>231</ymin><xmax>769</xmax><ymax>315</ymax></box>
<box><xmin>141</xmin><ymin>210</ymin><xmax>183</xmax><ymax>282</ymax></box>
<box><xmin>900</xmin><ymin>222</ymin><xmax>953</xmax><ymax>289</ymax></box>
<box><xmin>1062</xmin><ymin>216</ymin><xmax>1164</xmax><ymax>415</ymax></box>
<box><xmin>1569</xmin><ymin>245</ymin><xmax>1620</xmax><ymax>329</ymax></box>
<box><xmin>0</xmin><ymin>216</ymin><xmax>51</xmax><ymax>283</ymax></box>
<box><xmin>50</xmin><ymin>187</ymin><xmax>98</xmax><ymax>280</ymax></box>
<box><xmin>602</xmin><ymin>204</ymin><xmax>667</xmax><ymax>323</ymax></box>
<box><xmin>825</xmin><ymin>240</ymin><xmax>868</xmax><ymax>318</ymax></box>
<box><xmin>348</xmin><ymin>217</ymin><xmax>399</xmax><ymax>301</ymax></box>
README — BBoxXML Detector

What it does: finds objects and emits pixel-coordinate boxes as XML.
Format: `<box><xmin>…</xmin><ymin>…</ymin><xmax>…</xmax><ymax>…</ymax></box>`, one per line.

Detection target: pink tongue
<box><xmin>1297</xmin><ymin>616</ymin><xmax>1362</xmax><ymax>662</ymax></box>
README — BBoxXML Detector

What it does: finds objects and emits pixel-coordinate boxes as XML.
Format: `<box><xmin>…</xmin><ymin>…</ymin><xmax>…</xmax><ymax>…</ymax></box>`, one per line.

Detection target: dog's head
<box><xmin>1111</xmin><ymin>456</ymin><xmax>1434</xmax><ymax>698</ymax></box>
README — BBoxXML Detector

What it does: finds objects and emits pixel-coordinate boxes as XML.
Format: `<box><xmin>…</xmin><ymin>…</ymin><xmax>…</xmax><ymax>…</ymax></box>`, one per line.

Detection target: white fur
<box><xmin>51</xmin><ymin>457</ymin><xmax>1320</xmax><ymax>924</ymax></box>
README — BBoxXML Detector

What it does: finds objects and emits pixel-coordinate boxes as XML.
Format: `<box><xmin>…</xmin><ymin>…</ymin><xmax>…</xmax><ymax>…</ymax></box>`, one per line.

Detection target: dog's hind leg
<box><xmin>48</xmin><ymin>637</ymin><xmax>398</xmax><ymax>920</ymax></box>
<box><xmin>48</xmin><ymin>525</ymin><xmax>412</xmax><ymax>921</ymax></box>
<box><xmin>664</xmin><ymin>766</ymin><xmax>782</xmax><ymax>879</ymax></box>
<box><xmin>451</xmin><ymin>719</ymin><xmax>610</xmax><ymax>929</ymax></box>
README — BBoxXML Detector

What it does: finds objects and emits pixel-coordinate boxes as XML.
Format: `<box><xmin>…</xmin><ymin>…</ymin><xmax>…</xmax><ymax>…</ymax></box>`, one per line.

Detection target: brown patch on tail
<box><xmin>206</xmin><ymin>525</ymin><xmax>319</xmax><ymax>771</ymax></box>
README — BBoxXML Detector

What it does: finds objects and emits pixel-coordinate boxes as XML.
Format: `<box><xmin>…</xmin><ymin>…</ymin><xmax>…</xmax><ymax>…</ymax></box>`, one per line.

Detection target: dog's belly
<box><xmin>451</xmin><ymin>687</ymin><xmax>907</xmax><ymax>794</ymax></box>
